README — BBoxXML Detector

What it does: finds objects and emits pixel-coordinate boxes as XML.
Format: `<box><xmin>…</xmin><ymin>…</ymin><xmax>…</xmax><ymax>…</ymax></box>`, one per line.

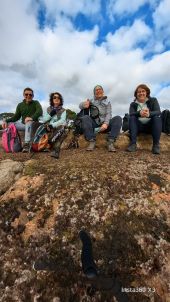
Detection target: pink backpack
<box><xmin>2</xmin><ymin>123</ymin><xmax>22</xmax><ymax>153</ymax></box>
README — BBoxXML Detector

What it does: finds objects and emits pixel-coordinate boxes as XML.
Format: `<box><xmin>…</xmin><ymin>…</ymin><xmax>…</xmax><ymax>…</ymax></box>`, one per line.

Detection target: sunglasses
<box><xmin>25</xmin><ymin>93</ymin><xmax>33</xmax><ymax>97</ymax></box>
<box><xmin>53</xmin><ymin>96</ymin><xmax>60</xmax><ymax>99</ymax></box>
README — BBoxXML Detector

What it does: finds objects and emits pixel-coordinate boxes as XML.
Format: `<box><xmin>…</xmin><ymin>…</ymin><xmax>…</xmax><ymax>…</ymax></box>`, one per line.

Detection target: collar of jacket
<box><xmin>94</xmin><ymin>96</ymin><xmax>107</xmax><ymax>101</ymax></box>
<box><xmin>23</xmin><ymin>99</ymin><xmax>33</xmax><ymax>104</ymax></box>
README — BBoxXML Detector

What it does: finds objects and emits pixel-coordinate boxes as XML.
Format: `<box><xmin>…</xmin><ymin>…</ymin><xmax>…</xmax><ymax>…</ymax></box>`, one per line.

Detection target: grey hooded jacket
<box><xmin>79</xmin><ymin>96</ymin><xmax>112</xmax><ymax>125</ymax></box>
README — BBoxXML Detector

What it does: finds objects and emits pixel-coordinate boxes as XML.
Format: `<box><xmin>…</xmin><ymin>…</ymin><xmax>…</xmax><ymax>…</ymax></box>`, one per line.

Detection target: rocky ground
<box><xmin>0</xmin><ymin>145</ymin><xmax>169</xmax><ymax>302</ymax></box>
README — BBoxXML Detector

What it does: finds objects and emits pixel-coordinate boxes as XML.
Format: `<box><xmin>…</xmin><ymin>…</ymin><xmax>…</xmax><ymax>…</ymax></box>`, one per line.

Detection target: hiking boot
<box><xmin>22</xmin><ymin>143</ymin><xmax>30</xmax><ymax>153</ymax></box>
<box><xmin>152</xmin><ymin>144</ymin><xmax>160</xmax><ymax>154</ymax></box>
<box><xmin>107</xmin><ymin>140</ymin><xmax>116</xmax><ymax>152</ymax></box>
<box><xmin>127</xmin><ymin>143</ymin><xmax>137</xmax><ymax>152</ymax></box>
<box><xmin>86</xmin><ymin>141</ymin><xmax>96</xmax><ymax>151</ymax></box>
<box><xmin>50</xmin><ymin>150</ymin><xmax>60</xmax><ymax>159</ymax></box>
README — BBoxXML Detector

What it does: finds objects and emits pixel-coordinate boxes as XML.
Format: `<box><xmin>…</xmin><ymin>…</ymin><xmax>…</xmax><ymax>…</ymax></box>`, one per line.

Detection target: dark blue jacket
<box><xmin>129</xmin><ymin>97</ymin><xmax>161</xmax><ymax>118</ymax></box>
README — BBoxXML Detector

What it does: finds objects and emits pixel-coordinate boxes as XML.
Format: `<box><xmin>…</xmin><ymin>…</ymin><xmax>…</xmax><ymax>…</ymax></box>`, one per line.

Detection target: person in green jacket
<box><xmin>2</xmin><ymin>87</ymin><xmax>42</xmax><ymax>152</ymax></box>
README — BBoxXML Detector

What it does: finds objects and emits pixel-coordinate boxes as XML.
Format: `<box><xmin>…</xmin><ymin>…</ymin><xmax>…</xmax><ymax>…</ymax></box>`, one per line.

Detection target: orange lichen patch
<box><xmin>30</xmin><ymin>175</ymin><xmax>44</xmax><ymax>189</ymax></box>
<box><xmin>11</xmin><ymin>209</ymin><xmax>28</xmax><ymax>228</ymax></box>
<box><xmin>22</xmin><ymin>210</ymin><xmax>44</xmax><ymax>242</ymax></box>
<box><xmin>162</xmin><ymin>172</ymin><xmax>170</xmax><ymax>182</ymax></box>
<box><xmin>0</xmin><ymin>175</ymin><xmax>44</xmax><ymax>203</ymax></box>
<box><xmin>151</xmin><ymin>182</ymin><xmax>160</xmax><ymax>190</ymax></box>
<box><xmin>152</xmin><ymin>193</ymin><xmax>170</xmax><ymax>203</ymax></box>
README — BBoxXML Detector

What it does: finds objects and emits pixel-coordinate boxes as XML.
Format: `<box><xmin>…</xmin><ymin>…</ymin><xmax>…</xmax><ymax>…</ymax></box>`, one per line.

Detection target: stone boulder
<box><xmin>0</xmin><ymin>159</ymin><xmax>24</xmax><ymax>195</ymax></box>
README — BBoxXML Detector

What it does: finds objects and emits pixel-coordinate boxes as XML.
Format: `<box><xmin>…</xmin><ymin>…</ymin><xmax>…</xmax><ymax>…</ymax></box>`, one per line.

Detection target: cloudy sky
<box><xmin>0</xmin><ymin>0</ymin><xmax>170</xmax><ymax>116</ymax></box>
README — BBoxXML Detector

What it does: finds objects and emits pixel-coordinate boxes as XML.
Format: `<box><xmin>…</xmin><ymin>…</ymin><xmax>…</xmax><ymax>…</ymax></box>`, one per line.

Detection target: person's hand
<box><xmin>25</xmin><ymin>117</ymin><xmax>33</xmax><ymax>123</ymax></box>
<box><xmin>84</xmin><ymin>99</ymin><xmax>90</xmax><ymax>108</ymax></box>
<box><xmin>46</xmin><ymin>124</ymin><xmax>53</xmax><ymax>132</ymax></box>
<box><xmin>99</xmin><ymin>123</ymin><xmax>108</xmax><ymax>132</ymax></box>
<box><xmin>140</xmin><ymin>109</ymin><xmax>149</xmax><ymax>118</ymax></box>
<box><xmin>2</xmin><ymin>121</ymin><xmax>7</xmax><ymax>129</ymax></box>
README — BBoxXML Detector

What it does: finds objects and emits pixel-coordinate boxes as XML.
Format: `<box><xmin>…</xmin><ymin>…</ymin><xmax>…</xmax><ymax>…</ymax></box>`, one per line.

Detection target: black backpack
<box><xmin>122</xmin><ymin>113</ymin><xmax>129</xmax><ymax>132</ymax></box>
<box><xmin>161</xmin><ymin>110</ymin><xmax>170</xmax><ymax>135</ymax></box>
<box><xmin>74</xmin><ymin>105</ymin><xmax>99</xmax><ymax>135</ymax></box>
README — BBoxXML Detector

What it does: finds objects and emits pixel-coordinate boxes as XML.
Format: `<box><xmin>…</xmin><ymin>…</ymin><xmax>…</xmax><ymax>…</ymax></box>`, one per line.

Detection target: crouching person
<box><xmin>40</xmin><ymin>92</ymin><xmax>67</xmax><ymax>159</ymax></box>
<box><xmin>2</xmin><ymin>87</ymin><xmax>43</xmax><ymax>152</ymax></box>
<box><xmin>127</xmin><ymin>84</ymin><xmax>162</xmax><ymax>154</ymax></box>
<box><xmin>79</xmin><ymin>85</ymin><xmax>122</xmax><ymax>151</ymax></box>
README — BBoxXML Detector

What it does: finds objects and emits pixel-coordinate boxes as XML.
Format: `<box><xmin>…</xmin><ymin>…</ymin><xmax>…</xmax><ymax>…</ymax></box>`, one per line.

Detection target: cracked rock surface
<box><xmin>0</xmin><ymin>148</ymin><xmax>169</xmax><ymax>302</ymax></box>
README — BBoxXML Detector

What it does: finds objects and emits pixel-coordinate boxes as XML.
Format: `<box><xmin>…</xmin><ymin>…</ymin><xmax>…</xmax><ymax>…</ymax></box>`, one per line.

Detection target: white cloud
<box><xmin>157</xmin><ymin>86</ymin><xmax>170</xmax><ymax>109</ymax></box>
<box><xmin>107</xmin><ymin>0</ymin><xmax>147</xmax><ymax>19</ymax></box>
<box><xmin>0</xmin><ymin>0</ymin><xmax>169</xmax><ymax>118</ymax></box>
<box><xmin>41</xmin><ymin>0</ymin><xmax>101</xmax><ymax>19</ymax></box>
<box><xmin>153</xmin><ymin>0</ymin><xmax>170</xmax><ymax>47</ymax></box>
<box><xmin>106</xmin><ymin>0</ymin><xmax>159</xmax><ymax>20</ymax></box>
<box><xmin>104</xmin><ymin>19</ymin><xmax>152</xmax><ymax>52</ymax></box>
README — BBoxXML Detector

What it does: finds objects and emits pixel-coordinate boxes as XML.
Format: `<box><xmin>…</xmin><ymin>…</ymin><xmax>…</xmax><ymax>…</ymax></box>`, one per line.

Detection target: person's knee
<box><xmin>110</xmin><ymin>116</ymin><xmax>122</xmax><ymax>124</ymax></box>
<box><xmin>151</xmin><ymin>115</ymin><xmax>161</xmax><ymax>121</ymax></box>
<box><xmin>81</xmin><ymin>115</ymin><xmax>92</xmax><ymax>127</ymax></box>
<box><xmin>81</xmin><ymin>115</ymin><xmax>91</xmax><ymax>122</ymax></box>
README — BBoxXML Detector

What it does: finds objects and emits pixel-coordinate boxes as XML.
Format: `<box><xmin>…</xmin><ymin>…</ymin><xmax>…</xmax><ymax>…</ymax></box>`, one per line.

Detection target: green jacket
<box><xmin>6</xmin><ymin>100</ymin><xmax>43</xmax><ymax>124</ymax></box>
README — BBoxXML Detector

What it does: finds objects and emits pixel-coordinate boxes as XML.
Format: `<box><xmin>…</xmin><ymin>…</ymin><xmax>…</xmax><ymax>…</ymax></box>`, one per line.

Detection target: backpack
<box><xmin>122</xmin><ymin>113</ymin><xmax>129</xmax><ymax>132</ymax></box>
<box><xmin>161</xmin><ymin>110</ymin><xmax>170</xmax><ymax>135</ymax></box>
<box><xmin>74</xmin><ymin>105</ymin><xmax>100</xmax><ymax>135</ymax></box>
<box><xmin>31</xmin><ymin>124</ymin><xmax>50</xmax><ymax>152</ymax></box>
<box><xmin>2</xmin><ymin>123</ymin><xmax>22</xmax><ymax>153</ymax></box>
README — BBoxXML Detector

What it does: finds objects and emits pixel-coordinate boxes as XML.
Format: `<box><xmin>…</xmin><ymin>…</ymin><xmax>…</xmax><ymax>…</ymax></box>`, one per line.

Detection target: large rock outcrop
<box><xmin>0</xmin><ymin>149</ymin><xmax>169</xmax><ymax>301</ymax></box>
<box><xmin>0</xmin><ymin>159</ymin><xmax>24</xmax><ymax>195</ymax></box>
<box><xmin>63</xmin><ymin>131</ymin><xmax>170</xmax><ymax>151</ymax></box>
<box><xmin>0</xmin><ymin>130</ymin><xmax>170</xmax><ymax>152</ymax></box>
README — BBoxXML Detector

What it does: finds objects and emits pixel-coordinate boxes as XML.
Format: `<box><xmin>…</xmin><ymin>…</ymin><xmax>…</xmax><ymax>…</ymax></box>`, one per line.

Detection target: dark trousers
<box><xmin>81</xmin><ymin>115</ymin><xmax>122</xmax><ymax>141</ymax></box>
<box><xmin>129</xmin><ymin>115</ymin><xmax>162</xmax><ymax>144</ymax></box>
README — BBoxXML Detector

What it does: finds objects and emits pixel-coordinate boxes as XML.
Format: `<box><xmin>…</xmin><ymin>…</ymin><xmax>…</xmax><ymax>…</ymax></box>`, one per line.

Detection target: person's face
<box><xmin>24</xmin><ymin>90</ymin><xmax>33</xmax><ymax>103</ymax></box>
<box><xmin>95</xmin><ymin>87</ymin><xmax>104</xmax><ymax>99</ymax></box>
<box><xmin>136</xmin><ymin>88</ymin><xmax>147</xmax><ymax>103</ymax></box>
<box><xmin>53</xmin><ymin>94</ymin><xmax>61</xmax><ymax>107</ymax></box>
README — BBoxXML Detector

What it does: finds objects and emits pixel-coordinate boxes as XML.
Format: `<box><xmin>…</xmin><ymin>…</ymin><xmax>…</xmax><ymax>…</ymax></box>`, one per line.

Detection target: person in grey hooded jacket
<box><xmin>79</xmin><ymin>85</ymin><xmax>122</xmax><ymax>151</ymax></box>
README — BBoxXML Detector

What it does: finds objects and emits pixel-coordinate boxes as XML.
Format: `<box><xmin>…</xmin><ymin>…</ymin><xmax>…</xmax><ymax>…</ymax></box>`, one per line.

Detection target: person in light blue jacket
<box><xmin>40</xmin><ymin>91</ymin><xmax>67</xmax><ymax>159</ymax></box>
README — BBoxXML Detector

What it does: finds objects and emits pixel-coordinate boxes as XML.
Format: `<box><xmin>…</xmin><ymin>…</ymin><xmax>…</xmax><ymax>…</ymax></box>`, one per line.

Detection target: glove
<box><xmin>49</xmin><ymin>109</ymin><xmax>57</xmax><ymax>117</ymax></box>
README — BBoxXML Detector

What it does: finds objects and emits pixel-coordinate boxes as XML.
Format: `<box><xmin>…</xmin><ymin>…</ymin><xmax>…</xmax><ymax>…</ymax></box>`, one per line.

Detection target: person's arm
<box><xmin>40</xmin><ymin>110</ymin><xmax>52</xmax><ymax>123</ymax></box>
<box><xmin>129</xmin><ymin>102</ymin><xmax>140</xmax><ymax>117</ymax></box>
<box><xmin>148</xmin><ymin>98</ymin><xmax>161</xmax><ymax>117</ymax></box>
<box><xmin>31</xmin><ymin>101</ymin><xmax>43</xmax><ymax>121</ymax></box>
<box><xmin>104</xmin><ymin>101</ymin><xmax>112</xmax><ymax>125</ymax></box>
<box><xmin>50</xmin><ymin>111</ymin><xmax>67</xmax><ymax>128</ymax></box>
<box><xmin>79</xmin><ymin>99</ymin><xmax>91</xmax><ymax>109</ymax></box>
<box><xmin>5</xmin><ymin>104</ymin><xmax>21</xmax><ymax>123</ymax></box>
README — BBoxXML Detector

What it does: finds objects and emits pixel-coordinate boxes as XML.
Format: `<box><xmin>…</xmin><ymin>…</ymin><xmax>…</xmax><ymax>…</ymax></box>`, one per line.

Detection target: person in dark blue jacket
<box><xmin>127</xmin><ymin>84</ymin><xmax>162</xmax><ymax>154</ymax></box>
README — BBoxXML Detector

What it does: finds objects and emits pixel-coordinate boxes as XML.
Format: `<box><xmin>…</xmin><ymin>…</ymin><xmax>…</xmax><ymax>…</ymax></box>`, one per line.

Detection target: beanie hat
<box><xmin>93</xmin><ymin>85</ymin><xmax>103</xmax><ymax>95</ymax></box>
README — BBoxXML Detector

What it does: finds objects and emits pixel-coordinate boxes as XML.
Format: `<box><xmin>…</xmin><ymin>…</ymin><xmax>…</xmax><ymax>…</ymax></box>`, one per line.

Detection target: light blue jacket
<box><xmin>39</xmin><ymin>108</ymin><xmax>67</xmax><ymax>128</ymax></box>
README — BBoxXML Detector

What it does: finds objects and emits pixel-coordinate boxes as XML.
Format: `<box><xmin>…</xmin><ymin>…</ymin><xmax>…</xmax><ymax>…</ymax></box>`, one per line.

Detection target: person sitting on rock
<box><xmin>2</xmin><ymin>87</ymin><xmax>43</xmax><ymax>152</ymax></box>
<box><xmin>40</xmin><ymin>91</ymin><xmax>67</xmax><ymax>159</ymax></box>
<box><xmin>79</xmin><ymin>85</ymin><xmax>122</xmax><ymax>151</ymax></box>
<box><xmin>127</xmin><ymin>84</ymin><xmax>162</xmax><ymax>154</ymax></box>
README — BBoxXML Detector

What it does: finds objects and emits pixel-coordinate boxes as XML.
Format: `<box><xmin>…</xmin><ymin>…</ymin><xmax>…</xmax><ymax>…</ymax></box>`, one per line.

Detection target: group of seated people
<box><xmin>2</xmin><ymin>83</ymin><xmax>162</xmax><ymax>158</ymax></box>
